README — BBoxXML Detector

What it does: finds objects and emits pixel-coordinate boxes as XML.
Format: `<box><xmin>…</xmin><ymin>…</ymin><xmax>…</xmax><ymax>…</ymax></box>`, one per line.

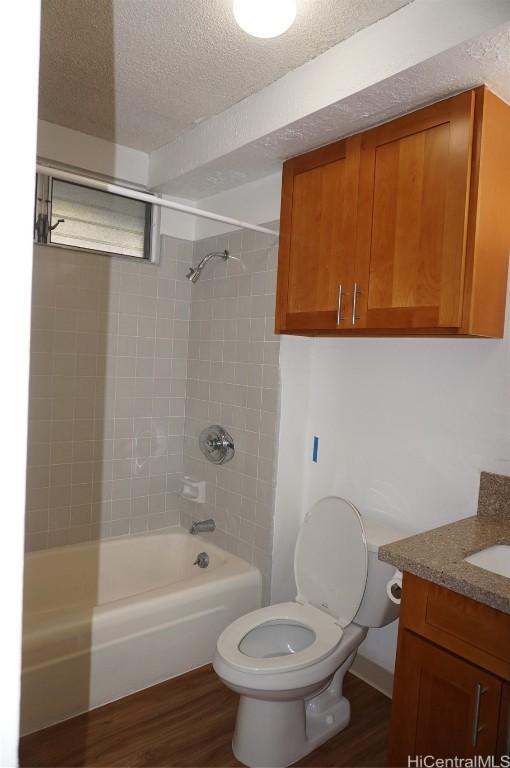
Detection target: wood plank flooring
<box><xmin>20</xmin><ymin>665</ymin><xmax>391</xmax><ymax>767</ymax></box>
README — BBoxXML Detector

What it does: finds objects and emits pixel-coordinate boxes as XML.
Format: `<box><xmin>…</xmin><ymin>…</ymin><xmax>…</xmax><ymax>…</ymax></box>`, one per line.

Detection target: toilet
<box><xmin>213</xmin><ymin>496</ymin><xmax>404</xmax><ymax>768</ymax></box>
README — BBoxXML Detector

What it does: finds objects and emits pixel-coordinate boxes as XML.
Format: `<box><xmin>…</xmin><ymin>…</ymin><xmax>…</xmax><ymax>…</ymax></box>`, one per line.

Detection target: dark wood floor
<box><xmin>20</xmin><ymin>665</ymin><xmax>391</xmax><ymax>767</ymax></box>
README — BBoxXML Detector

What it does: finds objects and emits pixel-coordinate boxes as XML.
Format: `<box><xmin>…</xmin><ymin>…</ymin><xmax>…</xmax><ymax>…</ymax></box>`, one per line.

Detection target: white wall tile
<box><xmin>181</xmin><ymin>226</ymin><xmax>280</xmax><ymax>602</ymax></box>
<box><xmin>26</xmin><ymin>237</ymin><xmax>192</xmax><ymax>549</ymax></box>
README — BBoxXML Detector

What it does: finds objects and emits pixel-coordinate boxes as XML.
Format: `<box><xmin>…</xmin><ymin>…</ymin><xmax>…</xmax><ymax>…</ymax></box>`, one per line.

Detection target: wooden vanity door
<box><xmin>275</xmin><ymin>137</ymin><xmax>361</xmax><ymax>333</ymax></box>
<box><xmin>355</xmin><ymin>91</ymin><xmax>475</xmax><ymax>331</ymax></box>
<box><xmin>389</xmin><ymin>630</ymin><xmax>502</xmax><ymax>766</ymax></box>
<box><xmin>498</xmin><ymin>683</ymin><xmax>510</xmax><ymax>758</ymax></box>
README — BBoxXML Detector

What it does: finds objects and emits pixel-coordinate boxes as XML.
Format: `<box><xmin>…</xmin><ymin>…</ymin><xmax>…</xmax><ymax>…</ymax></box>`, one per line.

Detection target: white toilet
<box><xmin>213</xmin><ymin>496</ymin><xmax>404</xmax><ymax>767</ymax></box>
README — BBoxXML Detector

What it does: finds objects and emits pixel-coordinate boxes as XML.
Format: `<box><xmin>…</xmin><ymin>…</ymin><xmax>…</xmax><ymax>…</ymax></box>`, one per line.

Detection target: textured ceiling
<box><xmin>156</xmin><ymin>22</ymin><xmax>510</xmax><ymax>198</ymax></box>
<box><xmin>38</xmin><ymin>0</ymin><xmax>412</xmax><ymax>152</ymax></box>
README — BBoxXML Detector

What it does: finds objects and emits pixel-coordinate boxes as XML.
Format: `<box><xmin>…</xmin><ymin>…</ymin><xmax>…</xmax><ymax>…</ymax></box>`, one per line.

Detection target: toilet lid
<box><xmin>294</xmin><ymin>496</ymin><xmax>368</xmax><ymax>627</ymax></box>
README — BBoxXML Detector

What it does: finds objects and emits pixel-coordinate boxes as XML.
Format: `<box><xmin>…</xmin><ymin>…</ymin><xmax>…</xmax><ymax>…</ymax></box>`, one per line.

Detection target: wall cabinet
<box><xmin>389</xmin><ymin>574</ymin><xmax>510</xmax><ymax>765</ymax></box>
<box><xmin>276</xmin><ymin>87</ymin><xmax>510</xmax><ymax>337</ymax></box>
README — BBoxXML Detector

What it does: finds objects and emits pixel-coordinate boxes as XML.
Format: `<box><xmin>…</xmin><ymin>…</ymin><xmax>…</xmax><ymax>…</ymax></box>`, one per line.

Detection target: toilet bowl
<box><xmin>213</xmin><ymin>496</ymin><xmax>405</xmax><ymax>767</ymax></box>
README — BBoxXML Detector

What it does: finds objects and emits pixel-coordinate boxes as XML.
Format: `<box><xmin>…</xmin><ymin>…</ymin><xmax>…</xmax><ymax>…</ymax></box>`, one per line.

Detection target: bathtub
<box><xmin>20</xmin><ymin>527</ymin><xmax>261</xmax><ymax>734</ymax></box>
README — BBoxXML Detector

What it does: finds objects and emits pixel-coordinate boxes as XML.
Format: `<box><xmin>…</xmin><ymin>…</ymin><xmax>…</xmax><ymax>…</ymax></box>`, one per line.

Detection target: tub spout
<box><xmin>190</xmin><ymin>518</ymin><xmax>216</xmax><ymax>535</ymax></box>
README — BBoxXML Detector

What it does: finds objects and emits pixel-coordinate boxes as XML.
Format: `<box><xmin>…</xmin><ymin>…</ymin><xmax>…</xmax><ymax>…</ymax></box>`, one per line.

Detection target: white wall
<box><xmin>273</xmin><ymin>291</ymin><xmax>510</xmax><ymax>670</ymax></box>
<box><xmin>271</xmin><ymin>337</ymin><xmax>313</xmax><ymax>602</ymax></box>
<box><xmin>194</xmin><ymin>173</ymin><xmax>282</xmax><ymax>239</ymax></box>
<box><xmin>38</xmin><ymin>120</ymin><xmax>149</xmax><ymax>187</ymax></box>
<box><xmin>0</xmin><ymin>4</ymin><xmax>40</xmax><ymax>766</ymax></box>
<box><xmin>38</xmin><ymin>122</ymin><xmax>198</xmax><ymax>241</ymax></box>
<box><xmin>159</xmin><ymin>196</ymin><xmax>197</xmax><ymax>241</ymax></box>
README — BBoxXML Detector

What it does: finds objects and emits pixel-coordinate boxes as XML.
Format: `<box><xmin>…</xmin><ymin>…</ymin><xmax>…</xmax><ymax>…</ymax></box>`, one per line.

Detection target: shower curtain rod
<box><xmin>36</xmin><ymin>163</ymin><xmax>279</xmax><ymax>237</ymax></box>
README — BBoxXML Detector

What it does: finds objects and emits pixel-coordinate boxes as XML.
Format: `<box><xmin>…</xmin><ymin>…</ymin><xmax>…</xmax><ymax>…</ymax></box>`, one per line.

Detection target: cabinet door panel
<box><xmin>356</xmin><ymin>90</ymin><xmax>474</xmax><ymax>331</ymax></box>
<box><xmin>369</xmin><ymin>124</ymin><xmax>447</xmax><ymax>312</ymax></box>
<box><xmin>389</xmin><ymin>631</ymin><xmax>502</xmax><ymax>766</ymax></box>
<box><xmin>276</xmin><ymin>138</ymin><xmax>360</xmax><ymax>332</ymax></box>
<box><xmin>498</xmin><ymin>683</ymin><xmax>510</xmax><ymax>758</ymax></box>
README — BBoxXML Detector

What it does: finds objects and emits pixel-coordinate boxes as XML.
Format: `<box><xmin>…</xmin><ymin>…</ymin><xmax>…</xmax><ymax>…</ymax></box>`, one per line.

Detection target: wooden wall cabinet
<box><xmin>276</xmin><ymin>87</ymin><xmax>510</xmax><ymax>337</ymax></box>
<box><xmin>389</xmin><ymin>574</ymin><xmax>510</xmax><ymax>765</ymax></box>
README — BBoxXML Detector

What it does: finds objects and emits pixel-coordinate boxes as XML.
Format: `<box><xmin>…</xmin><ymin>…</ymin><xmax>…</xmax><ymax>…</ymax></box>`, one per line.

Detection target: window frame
<box><xmin>34</xmin><ymin>172</ymin><xmax>161</xmax><ymax>264</ymax></box>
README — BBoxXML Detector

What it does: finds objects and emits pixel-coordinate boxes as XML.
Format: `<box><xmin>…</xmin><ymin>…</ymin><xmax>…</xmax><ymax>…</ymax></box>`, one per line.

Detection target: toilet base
<box><xmin>232</xmin><ymin>653</ymin><xmax>355</xmax><ymax>767</ymax></box>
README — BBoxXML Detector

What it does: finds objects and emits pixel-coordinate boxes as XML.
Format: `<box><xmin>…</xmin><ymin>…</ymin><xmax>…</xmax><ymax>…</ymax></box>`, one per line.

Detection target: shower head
<box><xmin>186</xmin><ymin>266</ymin><xmax>202</xmax><ymax>283</ymax></box>
<box><xmin>186</xmin><ymin>250</ymin><xmax>230</xmax><ymax>283</ymax></box>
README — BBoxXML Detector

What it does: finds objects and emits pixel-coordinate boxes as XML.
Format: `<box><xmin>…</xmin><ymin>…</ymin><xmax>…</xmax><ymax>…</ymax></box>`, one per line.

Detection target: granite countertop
<box><xmin>379</xmin><ymin>472</ymin><xmax>510</xmax><ymax>615</ymax></box>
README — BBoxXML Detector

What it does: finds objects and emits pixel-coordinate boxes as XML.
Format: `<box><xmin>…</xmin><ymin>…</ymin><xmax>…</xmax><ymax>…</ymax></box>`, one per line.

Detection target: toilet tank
<box><xmin>353</xmin><ymin>517</ymin><xmax>407</xmax><ymax>628</ymax></box>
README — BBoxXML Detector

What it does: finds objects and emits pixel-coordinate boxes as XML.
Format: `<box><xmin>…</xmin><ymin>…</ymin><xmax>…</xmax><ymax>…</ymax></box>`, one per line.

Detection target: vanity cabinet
<box><xmin>275</xmin><ymin>87</ymin><xmax>510</xmax><ymax>337</ymax></box>
<box><xmin>391</xmin><ymin>630</ymin><xmax>502</xmax><ymax>760</ymax></box>
<box><xmin>389</xmin><ymin>574</ymin><xmax>510</xmax><ymax>765</ymax></box>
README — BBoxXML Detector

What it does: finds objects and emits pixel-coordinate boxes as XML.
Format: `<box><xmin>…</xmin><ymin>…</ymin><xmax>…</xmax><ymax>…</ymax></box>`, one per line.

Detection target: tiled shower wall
<box><xmin>25</xmin><ymin>225</ymin><xmax>281</xmax><ymax>599</ymax></box>
<box><xmin>25</xmin><ymin>237</ymin><xmax>192</xmax><ymax>550</ymax></box>
<box><xmin>180</xmin><ymin>225</ymin><xmax>280</xmax><ymax>599</ymax></box>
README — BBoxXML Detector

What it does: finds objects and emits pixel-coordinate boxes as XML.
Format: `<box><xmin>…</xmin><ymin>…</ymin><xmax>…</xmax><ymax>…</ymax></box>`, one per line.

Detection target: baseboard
<box><xmin>350</xmin><ymin>654</ymin><xmax>394</xmax><ymax>699</ymax></box>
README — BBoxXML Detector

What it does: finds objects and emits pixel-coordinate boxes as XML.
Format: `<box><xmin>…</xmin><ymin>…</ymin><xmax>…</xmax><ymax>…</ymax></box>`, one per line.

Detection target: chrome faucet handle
<box><xmin>199</xmin><ymin>425</ymin><xmax>234</xmax><ymax>465</ymax></box>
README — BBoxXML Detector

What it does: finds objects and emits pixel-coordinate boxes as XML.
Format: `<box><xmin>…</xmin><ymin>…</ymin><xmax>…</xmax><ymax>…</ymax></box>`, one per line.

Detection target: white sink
<box><xmin>464</xmin><ymin>545</ymin><xmax>510</xmax><ymax>579</ymax></box>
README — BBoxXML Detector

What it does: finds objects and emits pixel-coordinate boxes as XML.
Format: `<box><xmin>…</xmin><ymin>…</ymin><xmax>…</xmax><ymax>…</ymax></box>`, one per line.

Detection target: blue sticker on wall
<box><xmin>312</xmin><ymin>435</ymin><xmax>319</xmax><ymax>463</ymax></box>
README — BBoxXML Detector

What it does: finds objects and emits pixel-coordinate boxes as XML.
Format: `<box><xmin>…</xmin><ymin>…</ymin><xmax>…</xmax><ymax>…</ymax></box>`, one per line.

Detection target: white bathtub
<box><xmin>21</xmin><ymin>527</ymin><xmax>261</xmax><ymax>734</ymax></box>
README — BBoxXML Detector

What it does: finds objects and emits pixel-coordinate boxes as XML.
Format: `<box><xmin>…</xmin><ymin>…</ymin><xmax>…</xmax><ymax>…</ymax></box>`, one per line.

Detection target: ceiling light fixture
<box><xmin>233</xmin><ymin>0</ymin><xmax>297</xmax><ymax>39</ymax></box>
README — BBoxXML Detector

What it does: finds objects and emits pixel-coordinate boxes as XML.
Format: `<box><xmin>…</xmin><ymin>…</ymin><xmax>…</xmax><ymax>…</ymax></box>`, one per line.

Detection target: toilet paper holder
<box><xmin>386</xmin><ymin>570</ymin><xmax>403</xmax><ymax>605</ymax></box>
<box><xmin>390</xmin><ymin>582</ymin><xmax>402</xmax><ymax>601</ymax></box>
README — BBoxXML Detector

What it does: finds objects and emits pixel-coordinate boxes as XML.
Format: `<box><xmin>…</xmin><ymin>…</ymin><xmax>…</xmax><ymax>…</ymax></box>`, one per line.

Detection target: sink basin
<box><xmin>464</xmin><ymin>545</ymin><xmax>510</xmax><ymax>579</ymax></box>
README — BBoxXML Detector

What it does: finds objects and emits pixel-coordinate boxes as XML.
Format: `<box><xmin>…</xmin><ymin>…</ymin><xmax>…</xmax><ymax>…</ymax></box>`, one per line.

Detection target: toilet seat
<box><xmin>216</xmin><ymin>601</ymin><xmax>343</xmax><ymax>674</ymax></box>
<box><xmin>294</xmin><ymin>496</ymin><xmax>368</xmax><ymax>626</ymax></box>
<box><xmin>216</xmin><ymin>497</ymin><xmax>369</xmax><ymax>677</ymax></box>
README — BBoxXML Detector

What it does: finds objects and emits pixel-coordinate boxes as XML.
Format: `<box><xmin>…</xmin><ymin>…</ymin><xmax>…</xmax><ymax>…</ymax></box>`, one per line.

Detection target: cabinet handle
<box><xmin>337</xmin><ymin>284</ymin><xmax>344</xmax><ymax>325</ymax></box>
<box><xmin>352</xmin><ymin>283</ymin><xmax>361</xmax><ymax>325</ymax></box>
<box><xmin>471</xmin><ymin>683</ymin><xmax>487</xmax><ymax>746</ymax></box>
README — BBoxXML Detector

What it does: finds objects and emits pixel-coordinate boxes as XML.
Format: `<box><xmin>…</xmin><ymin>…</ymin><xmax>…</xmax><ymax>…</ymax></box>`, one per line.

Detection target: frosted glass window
<box><xmin>49</xmin><ymin>179</ymin><xmax>151</xmax><ymax>259</ymax></box>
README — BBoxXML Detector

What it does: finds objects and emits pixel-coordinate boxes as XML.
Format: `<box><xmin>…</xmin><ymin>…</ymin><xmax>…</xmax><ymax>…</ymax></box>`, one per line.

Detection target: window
<box><xmin>34</xmin><ymin>173</ymin><xmax>159</xmax><ymax>261</ymax></box>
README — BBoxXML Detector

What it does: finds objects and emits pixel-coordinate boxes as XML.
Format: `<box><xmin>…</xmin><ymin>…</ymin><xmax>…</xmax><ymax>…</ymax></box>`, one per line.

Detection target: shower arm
<box><xmin>187</xmin><ymin>250</ymin><xmax>234</xmax><ymax>282</ymax></box>
<box><xmin>195</xmin><ymin>250</ymin><xmax>229</xmax><ymax>271</ymax></box>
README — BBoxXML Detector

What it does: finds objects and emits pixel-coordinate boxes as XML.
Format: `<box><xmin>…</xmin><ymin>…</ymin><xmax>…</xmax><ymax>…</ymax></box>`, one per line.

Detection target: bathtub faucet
<box><xmin>190</xmin><ymin>518</ymin><xmax>216</xmax><ymax>535</ymax></box>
